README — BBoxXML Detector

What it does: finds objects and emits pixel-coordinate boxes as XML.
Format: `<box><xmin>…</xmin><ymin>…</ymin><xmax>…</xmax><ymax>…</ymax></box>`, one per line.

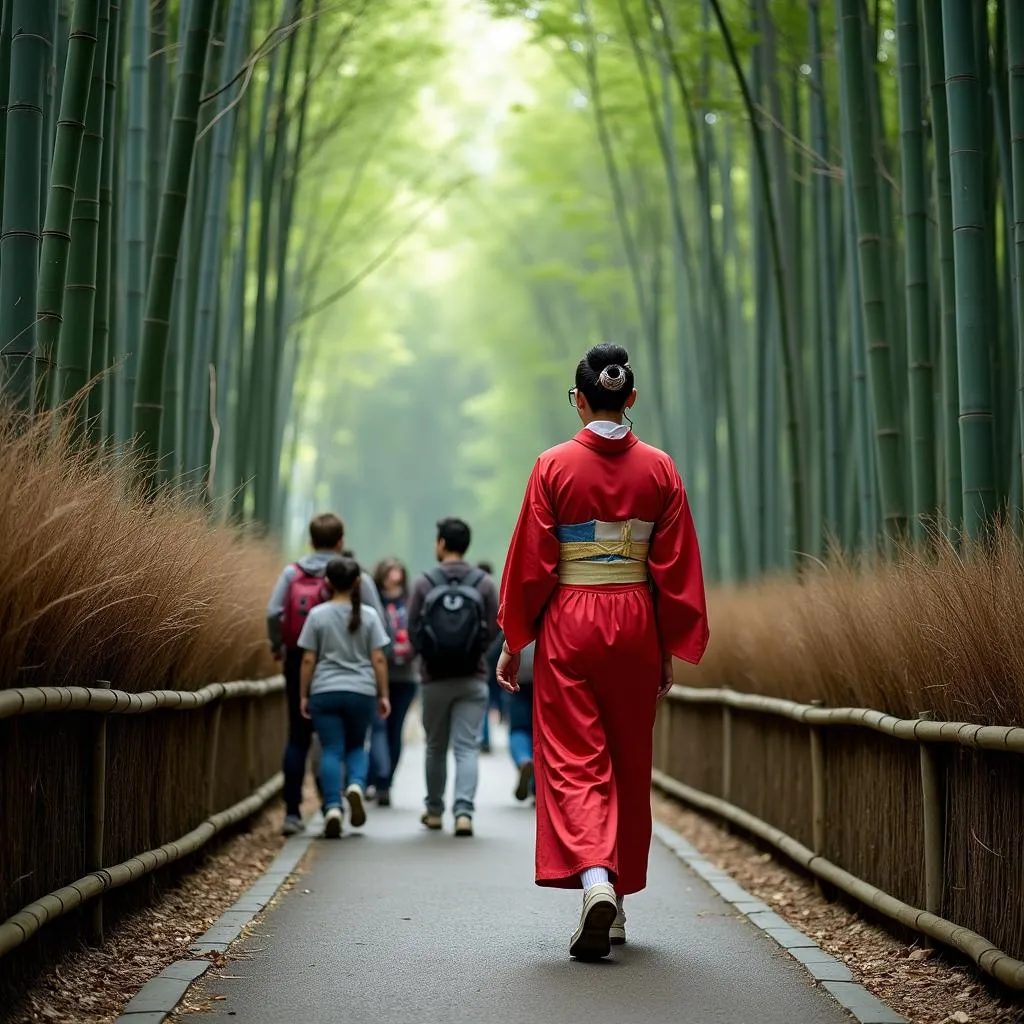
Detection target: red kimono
<box><xmin>499</xmin><ymin>428</ymin><xmax>708</xmax><ymax>895</ymax></box>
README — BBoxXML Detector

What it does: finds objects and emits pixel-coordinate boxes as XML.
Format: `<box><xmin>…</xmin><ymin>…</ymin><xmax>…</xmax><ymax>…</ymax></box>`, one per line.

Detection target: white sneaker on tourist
<box><xmin>345</xmin><ymin>784</ymin><xmax>367</xmax><ymax>828</ymax></box>
<box><xmin>610</xmin><ymin>901</ymin><xmax>626</xmax><ymax>945</ymax></box>
<box><xmin>323</xmin><ymin>807</ymin><xmax>343</xmax><ymax>839</ymax></box>
<box><xmin>569</xmin><ymin>882</ymin><xmax>618</xmax><ymax>961</ymax></box>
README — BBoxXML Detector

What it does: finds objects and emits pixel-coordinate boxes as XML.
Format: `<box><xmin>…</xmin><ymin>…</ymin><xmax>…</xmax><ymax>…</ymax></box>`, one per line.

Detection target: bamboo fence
<box><xmin>0</xmin><ymin>676</ymin><xmax>286</xmax><ymax>990</ymax></box>
<box><xmin>653</xmin><ymin>686</ymin><xmax>1024</xmax><ymax>990</ymax></box>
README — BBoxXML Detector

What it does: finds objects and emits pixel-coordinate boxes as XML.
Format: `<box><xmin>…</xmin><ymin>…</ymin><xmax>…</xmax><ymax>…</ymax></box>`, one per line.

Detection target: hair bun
<box><xmin>598</xmin><ymin>364</ymin><xmax>627</xmax><ymax>391</ymax></box>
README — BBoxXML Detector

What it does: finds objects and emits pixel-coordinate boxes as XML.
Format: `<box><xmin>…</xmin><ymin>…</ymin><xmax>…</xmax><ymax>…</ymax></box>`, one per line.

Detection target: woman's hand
<box><xmin>378</xmin><ymin>696</ymin><xmax>392</xmax><ymax>719</ymax></box>
<box><xmin>657</xmin><ymin>653</ymin><xmax>674</xmax><ymax>699</ymax></box>
<box><xmin>496</xmin><ymin>645</ymin><xmax>521</xmax><ymax>693</ymax></box>
<box><xmin>300</xmin><ymin>696</ymin><xmax>311</xmax><ymax>720</ymax></box>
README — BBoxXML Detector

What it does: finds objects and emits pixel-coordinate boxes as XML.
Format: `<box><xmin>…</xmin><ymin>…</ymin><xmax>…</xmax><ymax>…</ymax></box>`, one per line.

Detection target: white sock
<box><xmin>580</xmin><ymin>867</ymin><xmax>610</xmax><ymax>892</ymax></box>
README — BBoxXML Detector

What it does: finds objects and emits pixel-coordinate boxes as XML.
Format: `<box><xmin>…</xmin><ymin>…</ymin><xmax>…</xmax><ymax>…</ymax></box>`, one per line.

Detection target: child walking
<box><xmin>298</xmin><ymin>557</ymin><xmax>391</xmax><ymax>839</ymax></box>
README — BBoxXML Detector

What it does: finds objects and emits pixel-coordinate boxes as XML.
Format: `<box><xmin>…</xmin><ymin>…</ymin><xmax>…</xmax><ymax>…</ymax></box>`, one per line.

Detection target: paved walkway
<box><xmin>188</xmin><ymin>740</ymin><xmax>859</xmax><ymax>1024</ymax></box>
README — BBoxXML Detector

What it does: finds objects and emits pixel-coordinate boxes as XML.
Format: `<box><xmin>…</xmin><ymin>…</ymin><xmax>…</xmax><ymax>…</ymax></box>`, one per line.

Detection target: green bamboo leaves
<box><xmin>132</xmin><ymin>0</ymin><xmax>218</xmax><ymax>476</ymax></box>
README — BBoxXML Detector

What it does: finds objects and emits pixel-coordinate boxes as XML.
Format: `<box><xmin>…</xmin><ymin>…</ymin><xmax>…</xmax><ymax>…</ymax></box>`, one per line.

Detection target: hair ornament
<box><xmin>599</xmin><ymin>364</ymin><xmax>628</xmax><ymax>391</ymax></box>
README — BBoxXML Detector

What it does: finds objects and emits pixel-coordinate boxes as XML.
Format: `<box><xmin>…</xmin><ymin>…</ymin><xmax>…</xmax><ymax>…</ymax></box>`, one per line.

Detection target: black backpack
<box><xmin>413</xmin><ymin>567</ymin><xmax>488</xmax><ymax>677</ymax></box>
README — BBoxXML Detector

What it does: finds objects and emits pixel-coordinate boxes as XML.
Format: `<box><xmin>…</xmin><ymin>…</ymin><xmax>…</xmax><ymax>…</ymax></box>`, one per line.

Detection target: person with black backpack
<box><xmin>407</xmin><ymin>517</ymin><xmax>498</xmax><ymax>837</ymax></box>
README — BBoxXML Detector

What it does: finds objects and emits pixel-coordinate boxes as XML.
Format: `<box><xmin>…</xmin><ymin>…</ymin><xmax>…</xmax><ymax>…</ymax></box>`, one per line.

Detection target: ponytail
<box><xmin>325</xmin><ymin>556</ymin><xmax>363</xmax><ymax>633</ymax></box>
<box><xmin>348</xmin><ymin>580</ymin><xmax>362</xmax><ymax>633</ymax></box>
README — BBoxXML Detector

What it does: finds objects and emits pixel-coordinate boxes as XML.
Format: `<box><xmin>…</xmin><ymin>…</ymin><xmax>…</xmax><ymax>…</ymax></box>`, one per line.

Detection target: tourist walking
<box><xmin>297</xmin><ymin>557</ymin><xmax>391</xmax><ymax>839</ymax></box>
<box><xmin>266</xmin><ymin>513</ymin><xmax>386</xmax><ymax>836</ymax></box>
<box><xmin>476</xmin><ymin>561</ymin><xmax>504</xmax><ymax>754</ymax></box>
<box><xmin>496</xmin><ymin>344</ymin><xmax>708</xmax><ymax>961</ymax></box>
<box><xmin>366</xmin><ymin>557</ymin><xmax>420</xmax><ymax>806</ymax></box>
<box><xmin>408</xmin><ymin>518</ymin><xmax>498</xmax><ymax>837</ymax></box>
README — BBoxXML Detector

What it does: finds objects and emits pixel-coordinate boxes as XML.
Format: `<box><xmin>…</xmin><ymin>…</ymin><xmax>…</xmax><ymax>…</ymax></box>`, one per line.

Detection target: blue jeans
<box><xmin>508</xmin><ymin>683</ymin><xmax>533</xmax><ymax>768</ymax></box>
<box><xmin>309</xmin><ymin>690</ymin><xmax>376</xmax><ymax>811</ymax></box>
<box><xmin>479</xmin><ymin>674</ymin><xmax>504</xmax><ymax>746</ymax></box>
<box><xmin>367</xmin><ymin>681</ymin><xmax>418</xmax><ymax>792</ymax></box>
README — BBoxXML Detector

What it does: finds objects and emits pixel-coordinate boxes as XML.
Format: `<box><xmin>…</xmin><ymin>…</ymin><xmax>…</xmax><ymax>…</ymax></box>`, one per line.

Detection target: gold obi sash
<box><xmin>557</xmin><ymin>518</ymin><xmax>652</xmax><ymax>586</ymax></box>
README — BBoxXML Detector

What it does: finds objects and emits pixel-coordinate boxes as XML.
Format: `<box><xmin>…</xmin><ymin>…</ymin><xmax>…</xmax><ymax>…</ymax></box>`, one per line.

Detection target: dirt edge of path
<box><xmin>653</xmin><ymin>794</ymin><xmax>1024</xmax><ymax>1024</ymax></box>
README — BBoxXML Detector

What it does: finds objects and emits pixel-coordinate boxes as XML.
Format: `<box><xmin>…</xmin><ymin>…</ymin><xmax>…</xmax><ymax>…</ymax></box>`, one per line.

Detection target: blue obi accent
<box><xmin>556</xmin><ymin>522</ymin><xmax>596</xmax><ymax>543</ymax></box>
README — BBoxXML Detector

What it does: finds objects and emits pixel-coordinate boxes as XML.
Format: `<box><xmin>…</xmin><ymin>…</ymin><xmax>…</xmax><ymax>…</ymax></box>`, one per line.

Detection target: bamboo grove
<box><xmin>479</xmin><ymin>0</ymin><xmax>1024</xmax><ymax>580</ymax></box>
<box><xmin>0</xmin><ymin>0</ymin><xmax>397</xmax><ymax>529</ymax></box>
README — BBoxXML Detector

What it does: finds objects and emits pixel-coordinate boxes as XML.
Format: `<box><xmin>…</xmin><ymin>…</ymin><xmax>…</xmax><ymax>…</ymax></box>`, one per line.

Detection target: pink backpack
<box><xmin>280</xmin><ymin>565</ymin><xmax>330</xmax><ymax>649</ymax></box>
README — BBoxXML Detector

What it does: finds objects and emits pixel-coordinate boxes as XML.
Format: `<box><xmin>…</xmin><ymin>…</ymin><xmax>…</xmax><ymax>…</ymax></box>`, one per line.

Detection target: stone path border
<box><xmin>113</xmin><ymin>830</ymin><xmax>316</xmax><ymax>1023</ymax></box>
<box><xmin>653</xmin><ymin>822</ymin><xmax>907</xmax><ymax>1024</ymax></box>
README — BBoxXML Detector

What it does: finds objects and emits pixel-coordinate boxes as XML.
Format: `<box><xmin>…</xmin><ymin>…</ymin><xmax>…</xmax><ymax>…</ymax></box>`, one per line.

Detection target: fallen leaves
<box><xmin>653</xmin><ymin>794</ymin><xmax>1024</xmax><ymax>1024</ymax></box>
<box><xmin>7</xmin><ymin>794</ymin><xmax>311</xmax><ymax>1024</ymax></box>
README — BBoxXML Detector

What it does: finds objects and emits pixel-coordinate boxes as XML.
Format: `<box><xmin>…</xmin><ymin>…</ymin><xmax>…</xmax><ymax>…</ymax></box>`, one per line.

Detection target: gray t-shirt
<box><xmin>297</xmin><ymin>601</ymin><xmax>390</xmax><ymax>698</ymax></box>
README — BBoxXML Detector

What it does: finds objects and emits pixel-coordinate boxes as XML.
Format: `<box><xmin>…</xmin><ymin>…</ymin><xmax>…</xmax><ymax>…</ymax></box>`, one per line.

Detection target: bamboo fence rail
<box><xmin>0</xmin><ymin>676</ymin><xmax>285</xmax><ymax>962</ymax></box>
<box><xmin>653</xmin><ymin>686</ymin><xmax>1024</xmax><ymax>990</ymax></box>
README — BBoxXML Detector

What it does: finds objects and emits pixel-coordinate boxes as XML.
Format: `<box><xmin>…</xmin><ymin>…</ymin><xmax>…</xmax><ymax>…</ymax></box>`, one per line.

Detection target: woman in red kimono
<box><xmin>496</xmin><ymin>343</ymin><xmax>708</xmax><ymax>962</ymax></box>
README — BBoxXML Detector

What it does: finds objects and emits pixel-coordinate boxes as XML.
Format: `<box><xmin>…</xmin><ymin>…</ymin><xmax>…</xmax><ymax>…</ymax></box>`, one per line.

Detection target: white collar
<box><xmin>585</xmin><ymin>420</ymin><xmax>630</xmax><ymax>440</ymax></box>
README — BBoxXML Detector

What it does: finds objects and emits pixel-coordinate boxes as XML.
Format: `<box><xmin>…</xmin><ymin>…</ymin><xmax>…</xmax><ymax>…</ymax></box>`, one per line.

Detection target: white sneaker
<box><xmin>345</xmin><ymin>785</ymin><xmax>367</xmax><ymax>827</ymax></box>
<box><xmin>569</xmin><ymin>883</ymin><xmax>618</xmax><ymax>961</ymax></box>
<box><xmin>323</xmin><ymin>807</ymin><xmax>343</xmax><ymax>839</ymax></box>
<box><xmin>610</xmin><ymin>902</ymin><xmax>626</xmax><ymax>945</ymax></box>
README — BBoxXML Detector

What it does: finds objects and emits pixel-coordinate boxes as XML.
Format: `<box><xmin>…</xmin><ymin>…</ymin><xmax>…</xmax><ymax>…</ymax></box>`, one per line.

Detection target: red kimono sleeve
<box><xmin>498</xmin><ymin>459</ymin><xmax>560</xmax><ymax>653</ymax></box>
<box><xmin>648</xmin><ymin>466</ymin><xmax>710</xmax><ymax>664</ymax></box>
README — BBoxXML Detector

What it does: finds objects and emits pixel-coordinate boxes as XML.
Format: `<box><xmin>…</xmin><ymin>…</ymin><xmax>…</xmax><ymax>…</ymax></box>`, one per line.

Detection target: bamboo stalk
<box><xmin>721</xmin><ymin>705</ymin><xmax>732</xmax><ymax>803</ymax></box>
<box><xmin>132</xmin><ymin>0</ymin><xmax>218</xmax><ymax>475</ymax></box>
<box><xmin>88</xmin><ymin>0</ymin><xmax>120</xmax><ymax>440</ymax></box>
<box><xmin>941</xmin><ymin>0</ymin><xmax>997</xmax><ymax>536</ymax></box>
<box><xmin>205</xmin><ymin>699</ymin><xmax>223</xmax><ymax>816</ymax></box>
<box><xmin>809</xmin><ymin>698</ymin><xmax>828</xmax><ymax>899</ymax></box>
<box><xmin>56</xmin><ymin>0</ymin><xmax>110</xmax><ymax>416</ymax></box>
<box><xmin>918</xmin><ymin>711</ymin><xmax>944</xmax><ymax>916</ymax></box>
<box><xmin>119</xmin><ymin>0</ymin><xmax>148</xmax><ymax>442</ymax></box>
<box><xmin>0</xmin><ymin>676</ymin><xmax>285</xmax><ymax>720</ymax></box>
<box><xmin>36</xmin><ymin>0</ymin><xmax>101</xmax><ymax>409</ymax></box>
<box><xmin>88</xmin><ymin>679</ymin><xmax>110</xmax><ymax>944</ymax></box>
<box><xmin>896</xmin><ymin>0</ymin><xmax>938</xmax><ymax>538</ymax></box>
<box><xmin>921</xmin><ymin>0</ymin><xmax>962</xmax><ymax>531</ymax></box>
<box><xmin>664</xmin><ymin>685</ymin><xmax>1024</xmax><ymax>752</ymax></box>
<box><xmin>1007</xmin><ymin>0</ymin><xmax>1024</xmax><ymax>509</ymax></box>
<box><xmin>0</xmin><ymin>0</ymin><xmax>52</xmax><ymax>410</ymax></box>
<box><xmin>837</xmin><ymin>0</ymin><xmax>908</xmax><ymax>545</ymax></box>
<box><xmin>0</xmin><ymin>0</ymin><xmax>13</xmax><ymax>223</ymax></box>
<box><xmin>244</xmin><ymin>697</ymin><xmax>256</xmax><ymax>791</ymax></box>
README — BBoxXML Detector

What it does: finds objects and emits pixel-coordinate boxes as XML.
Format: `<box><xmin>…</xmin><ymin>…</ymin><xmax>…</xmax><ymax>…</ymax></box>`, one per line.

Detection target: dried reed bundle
<box><xmin>679</xmin><ymin>529</ymin><xmax>1024</xmax><ymax>726</ymax></box>
<box><xmin>0</xmin><ymin>408</ymin><xmax>278</xmax><ymax>693</ymax></box>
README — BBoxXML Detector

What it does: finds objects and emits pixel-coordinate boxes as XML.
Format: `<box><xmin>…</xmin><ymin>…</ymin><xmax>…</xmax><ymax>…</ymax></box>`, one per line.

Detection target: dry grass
<box><xmin>0</xmin><ymin>408</ymin><xmax>286</xmax><ymax>1006</ymax></box>
<box><xmin>0</xmin><ymin>408</ymin><xmax>279</xmax><ymax>694</ymax></box>
<box><xmin>679</xmin><ymin>527</ymin><xmax>1024</xmax><ymax>725</ymax></box>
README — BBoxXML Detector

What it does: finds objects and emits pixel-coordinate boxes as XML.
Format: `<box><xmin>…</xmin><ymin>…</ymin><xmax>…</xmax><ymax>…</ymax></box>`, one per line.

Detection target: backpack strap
<box><xmin>425</xmin><ymin>566</ymin><xmax>450</xmax><ymax>589</ymax></box>
<box><xmin>462</xmin><ymin>568</ymin><xmax>486</xmax><ymax>590</ymax></box>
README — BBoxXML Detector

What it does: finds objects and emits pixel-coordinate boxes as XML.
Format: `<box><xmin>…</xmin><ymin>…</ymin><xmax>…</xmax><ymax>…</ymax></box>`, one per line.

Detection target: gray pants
<box><xmin>421</xmin><ymin>678</ymin><xmax>488</xmax><ymax>817</ymax></box>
